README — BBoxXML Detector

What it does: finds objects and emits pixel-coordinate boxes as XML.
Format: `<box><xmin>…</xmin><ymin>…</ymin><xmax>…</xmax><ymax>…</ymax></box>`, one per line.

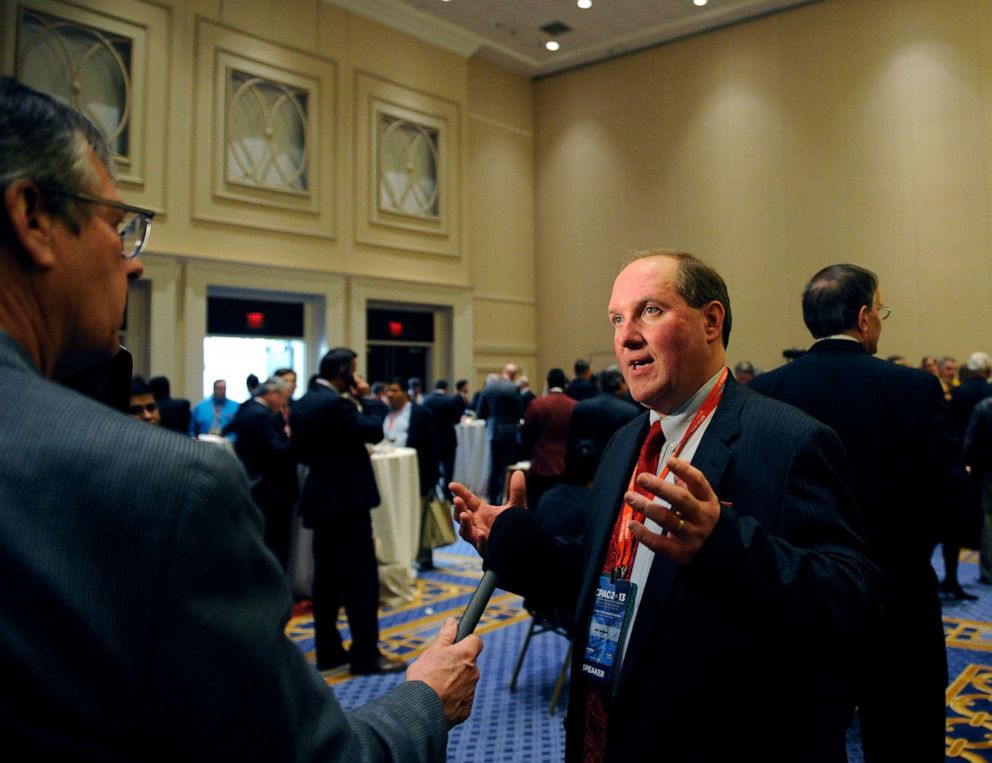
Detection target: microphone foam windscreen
<box><xmin>483</xmin><ymin>507</ymin><xmax>543</xmax><ymax>592</ymax></box>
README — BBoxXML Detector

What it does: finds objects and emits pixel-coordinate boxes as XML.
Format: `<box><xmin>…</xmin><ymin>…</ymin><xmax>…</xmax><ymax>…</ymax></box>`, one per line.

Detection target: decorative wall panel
<box><xmin>1</xmin><ymin>0</ymin><xmax>169</xmax><ymax>210</ymax></box>
<box><xmin>193</xmin><ymin>20</ymin><xmax>336</xmax><ymax>239</ymax></box>
<box><xmin>355</xmin><ymin>71</ymin><xmax>460</xmax><ymax>257</ymax></box>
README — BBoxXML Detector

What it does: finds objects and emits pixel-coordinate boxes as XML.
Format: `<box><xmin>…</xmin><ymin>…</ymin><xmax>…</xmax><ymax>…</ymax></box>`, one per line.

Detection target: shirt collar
<box><xmin>649</xmin><ymin>367</ymin><xmax>725</xmax><ymax>443</ymax></box>
<box><xmin>814</xmin><ymin>333</ymin><xmax>861</xmax><ymax>345</ymax></box>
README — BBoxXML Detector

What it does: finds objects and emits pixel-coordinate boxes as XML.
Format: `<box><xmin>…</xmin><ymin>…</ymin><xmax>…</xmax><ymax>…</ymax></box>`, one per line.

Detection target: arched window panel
<box><xmin>226</xmin><ymin>70</ymin><xmax>310</xmax><ymax>194</ymax></box>
<box><xmin>7</xmin><ymin>0</ymin><xmax>157</xmax><ymax>188</ymax></box>
<box><xmin>378</xmin><ymin>114</ymin><xmax>439</xmax><ymax>220</ymax></box>
<box><xmin>193</xmin><ymin>20</ymin><xmax>336</xmax><ymax>239</ymax></box>
<box><xmin>355</xmin><ymin>71</ymin><xmax>460</xmax><ymax>258</ymax></box>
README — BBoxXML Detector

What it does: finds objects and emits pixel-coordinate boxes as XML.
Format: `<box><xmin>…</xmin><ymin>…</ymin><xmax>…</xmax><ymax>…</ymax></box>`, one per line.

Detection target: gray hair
<box><xmin>967</xmin><ymin>352</ymin><xmax>991</xmax><ymax>375</ymax></box>
<box><xmin>255</xmin><ymin>377</ymin><xmax>289</xmax><ymax>396</ymax></box>
<box><xmin>0</xmin><ymin>77</ymin><xmax>114</xmax><ymax>234</ymax></box>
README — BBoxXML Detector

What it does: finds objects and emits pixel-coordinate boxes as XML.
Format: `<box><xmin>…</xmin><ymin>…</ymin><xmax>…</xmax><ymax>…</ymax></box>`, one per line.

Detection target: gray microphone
<box><xmin>455</xmin><ymin>507</ymin><xmax>540</xmax><ymax>642</ymax></box>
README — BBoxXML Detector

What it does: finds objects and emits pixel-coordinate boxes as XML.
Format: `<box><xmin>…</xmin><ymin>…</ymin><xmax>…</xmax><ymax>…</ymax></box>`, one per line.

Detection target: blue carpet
<box><xmin>287</xmin><ymin>541</ymin><xmax>992</xmax><ymax>762</ymax></box>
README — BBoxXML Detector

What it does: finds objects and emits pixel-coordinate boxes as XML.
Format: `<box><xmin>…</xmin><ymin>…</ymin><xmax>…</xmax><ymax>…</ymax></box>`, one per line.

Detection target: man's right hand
<box><xmin>406</xmin><ymin>618</ymin><xmax>483</xmax><ymax>727</ymax></box>
<box><xmin>449</xmin><ymin>470</ymin><xmax>527</xmax><ymax>553</ymax></box>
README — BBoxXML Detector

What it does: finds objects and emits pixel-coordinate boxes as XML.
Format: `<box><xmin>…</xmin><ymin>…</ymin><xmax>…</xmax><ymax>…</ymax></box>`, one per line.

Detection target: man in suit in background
<box><xmin>566</xmin><ymin>357</ymin><xmax>599</xmax><ymax>401</ymax></box>
<box><xmin>477</xmin><ymin>362</ymin><xmax>524</xmax><ymax>503</ymax></box>
<box><xmin>292</xmin><ymin>348</ymin><xmax>408</xmax><ymax>675</ymax></box>
<box><xmin>384</xmin><ymin>378</ymin><xmax>440</xmax><ymax>568</ymax></box>
<box><xmin>453</xmin><ymin>251</ymin><xmax>880</xmax><ymax>762</ymax></box>
<box><xmin>148</xmin><ymin>375</ymin><xmax>190</xmax><ymax>433</ymax></box>
<box><xmin>423</xmin><ymin>379</ymin><xmax>465</xmax><ymax>499</ymax></box>
<box><xmin>224</xmin><ymin>376</ymin><xmax>298</xmax><ymax>570</ymax></box>
<box><xmin>565</xmin><ymin>363</ymin><xmax>644</xmax><ymax>482</ymax></box>
<box><xmin>749</xmin><ymin>263</ymin><xmax>966</xmax><ymax>762</ymax></box>
<box><xmin>519</xmin><ymin>367</ymin><xmax>577</xmax><ymax>512</ymax></box>
<box><xmin>0</xmin><ymin>78</ymin><xmax>480</xmax><ymax>759</ymax></box>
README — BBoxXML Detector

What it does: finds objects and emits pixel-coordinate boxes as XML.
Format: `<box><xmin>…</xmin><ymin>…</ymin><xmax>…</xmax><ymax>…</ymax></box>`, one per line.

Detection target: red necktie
<box><xmin>600</xmin><ymin>420</ymin><xmax>665</xmax><ymax>577</ymax></box>
<box><xmin>583</xmin><ymin>420</ymin><xmax>664</xmax><ymax>763</ymax></box>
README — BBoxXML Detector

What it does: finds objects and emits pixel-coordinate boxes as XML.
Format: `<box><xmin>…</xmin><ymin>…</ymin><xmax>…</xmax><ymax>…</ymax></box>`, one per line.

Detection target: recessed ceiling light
<box><xmin>545</xmin><ymin>40</ymin><xmax>560</xmax><ymax>52</ymax></box>
<box><xmin>693</xmin><ymin>0</ymin><xmax>708</xmax><ymax>6</ymax></box>
<box><xmin>577</xmin><ymin>0</ymin><xmax>592</xmax><ymax>9</ymax></box>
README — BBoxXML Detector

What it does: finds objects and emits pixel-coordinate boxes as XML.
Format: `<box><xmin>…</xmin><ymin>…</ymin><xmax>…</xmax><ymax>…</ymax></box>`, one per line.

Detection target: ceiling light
<box><xmin>577</xmin><ymin>0</ymin><xmax>592</xmax><ymax>9</ymax></box>
<box><xmin>693</xmin><ymin>0</ymin><xmax>708</xmax><ymax>6</ymax></box>
<box><xmin>545</xmin><ymin>40</ymin><xmax>560</xmax><ymax>52</ymax></box>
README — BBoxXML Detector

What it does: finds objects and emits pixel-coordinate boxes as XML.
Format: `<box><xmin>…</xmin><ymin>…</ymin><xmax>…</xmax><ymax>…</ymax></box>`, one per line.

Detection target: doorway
<box><xmin>202</xmin><ymin>294</ymin><xmax>308</xmax><ymax>403</ymax></box>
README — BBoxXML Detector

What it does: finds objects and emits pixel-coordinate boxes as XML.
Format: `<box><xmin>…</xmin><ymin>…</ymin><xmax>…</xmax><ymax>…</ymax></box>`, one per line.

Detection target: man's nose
<box><xmin>126</xmin><ymin>257</ymin><xmax>144</xmax><ymax>281</ymax></box>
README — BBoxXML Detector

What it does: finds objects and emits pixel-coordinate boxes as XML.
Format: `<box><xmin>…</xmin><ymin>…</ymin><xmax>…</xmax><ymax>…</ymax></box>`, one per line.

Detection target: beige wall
<box><xmin>1</xmin><ymin>0</ymin><xmax>536</xmax><ymax>396</ymax></box>
<box><xmin>11</xmin><ymin>0</ymin><xmax>992</xmax><ymax>392</ymax></box>
<box><xmin>535</xmin><ymin>0</ymin><xmax>992</xmax><ymax>375</ymax></box>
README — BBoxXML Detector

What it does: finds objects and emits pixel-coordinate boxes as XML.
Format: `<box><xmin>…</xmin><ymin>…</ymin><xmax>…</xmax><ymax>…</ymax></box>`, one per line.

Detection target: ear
<box><xmin>701</xmin><ymin>300</ymin><xmax>725</xmax><ymax>342</ymax></box>
<box><xmin>856</xmin><ymin>303</ymin><xmax>871</xmax><ymax>333</ymax></box>
<box><xmin>3</xmin><ymin>180</ymin><xmax>60</xmax><ymax>271</ymax></box>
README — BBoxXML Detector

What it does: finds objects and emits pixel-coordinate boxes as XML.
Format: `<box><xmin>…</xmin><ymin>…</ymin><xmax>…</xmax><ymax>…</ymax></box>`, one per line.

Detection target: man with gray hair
<box><xmin>224</xmin><ymin>376</ymin><xmax>297</xmax><ymax>568</ymax></box>
<box><xmin>0</xmin><ymin>77</ymin><xmax>481</xmax><ymax>759</ymax></box>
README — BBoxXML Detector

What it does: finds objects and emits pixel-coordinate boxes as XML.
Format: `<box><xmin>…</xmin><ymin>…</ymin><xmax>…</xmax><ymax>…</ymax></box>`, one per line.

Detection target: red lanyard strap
<box><xmin>608</xmin><ymin>367</ymin><xmax>729</xmax><ymax>579</ymax></box>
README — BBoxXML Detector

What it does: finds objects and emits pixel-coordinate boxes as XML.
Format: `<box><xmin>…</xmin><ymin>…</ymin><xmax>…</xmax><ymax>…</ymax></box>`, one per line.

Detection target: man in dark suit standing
<box><xmin>0</xmin><ymin>78</ymin><xmax>480</xmax><ymax>759</ymax></box>
<box><xmin>224</xmin><ymin>376</ymin><xmax>298</xmax><ymax>570</ymax></box>
<box><xmin>384</xmin><ymin>378</ymin><xmax>441</xmax><ymax>568</ymax></box>
<box><xmin>477</xmin><ymin>362</ymin><xmax>524</xmax><ymax>503</ymax></box>
<box><xmin>453</xmin><ymin>251</ymin><xmax>880</xmax><ymax>762</ymax></box>
<box><xmin>148</xmin><ymin>374</ymin><xmax>190</xmax><ymax>434</ymax></box>
<box><xmin>566</xmin><ymin>363</ymin><xmax>644</xmax><ymax>481</ymax></box>
<box><xmin>291</xmin><ymin>349</ymin><xmax>407</xmax><ymax>675</ymax></box>
<box><xmin>749</xmin><ymin>263</ymin><xmax>966</xmax><ymax>762</ymax></box>
<box><xmin>566</xmin><ymin>358</ymin><xmax>599</xmax><ymax>401</ymax></box>
<box><xmin>422</xmin><ymin>379</ymin><xmax>465</xmax><ymax>499</ymax></box>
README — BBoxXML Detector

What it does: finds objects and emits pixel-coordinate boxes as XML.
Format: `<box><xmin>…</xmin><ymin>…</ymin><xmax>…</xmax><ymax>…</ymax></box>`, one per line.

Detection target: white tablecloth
<box><xmin>453</xmin><ymin>419</ymin><xmax>490</xmax><ymax>497</ymax></box>
<box><xmin>288</xmin><ymin>447</ymin><xmax>421</xmax><ymax>607</ymax></box>
<box><xmin>370</xmin><ymin>446</ymin><xmax>420</xmax><ymax>606</ymax></box>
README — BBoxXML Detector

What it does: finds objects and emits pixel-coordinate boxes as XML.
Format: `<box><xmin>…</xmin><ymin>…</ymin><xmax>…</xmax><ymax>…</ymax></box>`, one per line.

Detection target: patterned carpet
<box><xmin>286</xmin><ymin>542</ymin><xmax>992</xmax><ymax>762</ymax></box>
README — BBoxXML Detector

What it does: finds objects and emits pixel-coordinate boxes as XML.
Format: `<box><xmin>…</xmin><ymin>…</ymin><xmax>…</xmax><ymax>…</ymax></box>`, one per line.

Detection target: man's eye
<box><xmin>643</xmin><ymin>305</ymin><xmax>660</xmax><ymax>316</ymax></box>
<box><xmin>611</xmin><ymin>315</ymin><xmax>623</xmax><ymax>326</ymax></box>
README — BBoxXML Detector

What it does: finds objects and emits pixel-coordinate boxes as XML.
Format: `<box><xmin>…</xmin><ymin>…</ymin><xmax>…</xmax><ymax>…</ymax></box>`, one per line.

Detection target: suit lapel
<box><xmin>613</xmin><ymin>379</ymin><xmax>744</xmax><ymax>695</ymax></box>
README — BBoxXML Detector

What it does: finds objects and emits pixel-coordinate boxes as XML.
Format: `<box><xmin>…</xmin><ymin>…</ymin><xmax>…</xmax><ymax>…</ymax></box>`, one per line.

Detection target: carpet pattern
<box><xmin>287</xmin><ymin>542</ymin><xmax>992</xmax><ymax>761</ymax></box>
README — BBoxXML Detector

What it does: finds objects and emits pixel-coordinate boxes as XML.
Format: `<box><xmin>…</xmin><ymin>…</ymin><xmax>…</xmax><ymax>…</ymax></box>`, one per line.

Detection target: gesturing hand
<box><xmin>624</xmin><ymin>456</ymin><xmax>721</xmax><ymax>566</ymax></box>
<box><xmin>449</xmin><ymin>470</ymin><xmax>527</xmax><ymax>553</ymax></box>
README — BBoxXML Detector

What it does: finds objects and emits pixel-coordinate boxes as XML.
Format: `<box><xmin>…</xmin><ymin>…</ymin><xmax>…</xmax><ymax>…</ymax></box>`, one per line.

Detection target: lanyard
<box><xmin>609</xmin><ymin>367</ymin><xmax>729</xmax><ymax>580</ymax></box>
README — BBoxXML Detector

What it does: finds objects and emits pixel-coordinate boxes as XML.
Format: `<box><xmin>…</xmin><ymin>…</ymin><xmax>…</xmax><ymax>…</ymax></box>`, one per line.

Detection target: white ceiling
<box><xmin>325</xmin><ymin>0</ymin><xmax>816</xmax><ymax>78</ymax></box>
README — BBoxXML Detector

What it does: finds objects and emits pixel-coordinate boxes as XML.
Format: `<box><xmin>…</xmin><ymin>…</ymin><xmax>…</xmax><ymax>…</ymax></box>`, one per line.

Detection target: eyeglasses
<box><xmin>128</xmin><ymin>402</ymin><xmax>158</xmax><ymax>415</ymax></box>
<box><xmin>876</xmin><ymin>304</ymin><xmax>891</xmax><ymax>320</ymax></box>
<box><xmin>50</xmin><ymin>190</ymin><xmax>155</xmax><ymax>259</ymax></box>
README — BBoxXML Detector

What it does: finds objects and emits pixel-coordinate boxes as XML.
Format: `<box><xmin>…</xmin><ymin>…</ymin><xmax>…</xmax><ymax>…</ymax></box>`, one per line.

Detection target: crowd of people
<box><xmin>4</xmin><ymin>76</ymin><xmax>988</xmax><ymax>761</ymax></box>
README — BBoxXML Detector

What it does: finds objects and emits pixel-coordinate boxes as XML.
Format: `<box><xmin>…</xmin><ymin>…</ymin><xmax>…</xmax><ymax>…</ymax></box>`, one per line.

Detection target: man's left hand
<box><xmin>625</xmin><ymin>456</ymin><xmax>721</xmax><ymax>566</ymax></box>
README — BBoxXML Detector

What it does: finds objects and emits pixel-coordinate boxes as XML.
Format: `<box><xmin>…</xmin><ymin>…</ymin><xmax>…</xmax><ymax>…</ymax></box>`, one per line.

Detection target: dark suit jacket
<box><xmin>477</xmin><ymin>378</ymin><xmax>523</xmax><ymax>439</ymax></box>
<box><xmin>156</xmin><ymin>396</ymin><xmax>191</xmax><ymax>434</ymax></box>
<box><xmin>565</xmin><ymin>376</ymin><xmax>599</xmax><ymax>401</ymax></box>
<box><xmin>505</xmin><ymin>378</ymin><xmax>879</xmax><ymax>762</ymax></box>
<box><xmin>405</xmin><ymin>403</ymin><xmax>440</xmax><ymax>497</ymax></box>
<box><xmin>749</xmin><ymin>340</ymin><xmax>967</xmax><ymax>578</ymax></box>
<box><xmin>291</xmin><ymin>383</ymin><xmax>385</xmax><ymax>527</ymax></box>
<box><xmin>421</xmin><ymin>391</ymin><xmax>465</xmax><ymax>459</ymax></box>
<box><xmin>950</xmin><ymin>376</ymin><xmax>992</xmax><ymax>439</ymax></box>
<box><xmin>0</xmin><ymin>332</ymin><xmax>448</xmax><ymax>759</ymax></box>
<box><xmin>566</xmin><ymin>392</ymin><xmax>644</xmax><ymax>479</ymax></box>
<box><xmin>225</xmin><ymin>398</ymin><xmax>298</xmax><ymax>508</ymax></box>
